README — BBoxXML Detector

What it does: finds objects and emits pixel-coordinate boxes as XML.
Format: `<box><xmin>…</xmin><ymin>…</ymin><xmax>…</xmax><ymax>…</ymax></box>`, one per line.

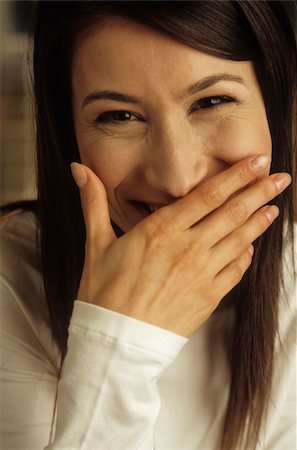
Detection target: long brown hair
<box><xmin>31</xmin><ymin>2</ymin><xmax>296</xmax><ymax>449</ymax></box>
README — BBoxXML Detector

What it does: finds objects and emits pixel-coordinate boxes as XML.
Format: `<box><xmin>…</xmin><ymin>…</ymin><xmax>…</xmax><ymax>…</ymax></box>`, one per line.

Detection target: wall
<box><xmin>0</xmin><ymin>1</ymin><xmax>36</xmax><ymax>205</ymax></box>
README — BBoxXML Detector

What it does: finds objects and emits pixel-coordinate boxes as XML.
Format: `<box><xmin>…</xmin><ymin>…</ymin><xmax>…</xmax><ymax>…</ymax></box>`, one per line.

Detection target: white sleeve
<box><xmin>0</xmin><ymin>212</ymin><xmax>187</xmax><ymax>450</ymax></box>
<box><xmin>45</xmin><ymin>300</ymin><xmax>188</xmax><ymax>450</ymax></box>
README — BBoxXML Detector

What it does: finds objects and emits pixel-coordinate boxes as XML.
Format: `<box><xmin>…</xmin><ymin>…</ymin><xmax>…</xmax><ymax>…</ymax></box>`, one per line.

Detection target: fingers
<box><xmin>71</xmin><ymin>162</ymin><xmax>117</xmax><ymax>251</ymax></box>
<box><xmin>194</xmin><ymin>171</ymin><xmax>291</xmax><ymax>247</ymax></box>
<box><xmin>210</xmin><ymin>204</ymin><xmax>279</xmax><ymax>274</ymax></box>
<box><xmin>213</xmin><ymin>246</ymin><xmax>253</xmax><ymax>300</ymax></box>
<box><xmin>160</xmin><ymin>154</ymin><xmax>271</xmax><ymax>231</ymax></box>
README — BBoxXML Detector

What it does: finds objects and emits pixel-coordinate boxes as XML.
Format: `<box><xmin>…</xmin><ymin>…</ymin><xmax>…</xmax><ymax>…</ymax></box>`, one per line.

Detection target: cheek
<box><xmin>211</xmin><ymin>111</ymin><xmax>272</xmax><ymax>169</ymax></box>
<box><xmin>77</xmin><ymin>139</ymin><xmax>140</xmax><ymax>188</ymax></box>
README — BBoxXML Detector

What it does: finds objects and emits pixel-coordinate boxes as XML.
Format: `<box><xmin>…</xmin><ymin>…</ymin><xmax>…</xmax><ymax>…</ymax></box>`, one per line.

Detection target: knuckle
<box><xmin>241</xmin><ymin>251</ymin><xmax>252</xmax><ymax>271</ymax></box>
<box><xmin>231</xmin><ymin>264</ymin><xmax>245</xmax><ymax>284</ymax></box>
<box><xmin>232</xmin><ymin>232</ymin><xmax>247</xmax><ymax>252</ymax></box>
<box><xmin>257</xmin><ymin>209</ymin><xmax>271</xmax><ymax>230</ymax></box>
<box><xmin>231</xmin><ymin>267</ymin><xmax>244</xmax><ymax>285</ymax></box>
<box><xmin>142</xmin><ymin>207</ymin><xmax>185</xmax><ymax>246</ymax></box>
<box><xmin>162</xmin><ymin>208</ymin><xmax>184</xmax><ymax>230</ymax></box>
<box><xmin>200</xmin><ymin>185</ymin><xmax>223</xmax><ymax>208</ymax></box>
<box><xmin>243</xmin><ymin>249</ymin><xmax>253</xmax><ymax>265</ymax></box>
<box><xmin>143</xmin><ymin>213</ymin><xmax>170</xmax><ymax>244</ymax></box>
<box><xmin>178</xmin><ymin>243</ymin><xmax>193</xmax><ymax>262</ymax></box>
<box><xmin>226</xmin><ymin>201</ymin><xmax>248</xmax><ymax>225</ymax></box>
<box><xmin>262</xmin><ymin>179</ymin><xmax>277</xmax><ymax>201</ymax></box>
<box><xmin>231</xmin><ymin>254</ymin><xmax>251</xmax><ymax>284</ymax></box>
<box><xmin>238</xmin><ymin>165</ymin><xmax>254</xmax><ymax>184</ymax></box>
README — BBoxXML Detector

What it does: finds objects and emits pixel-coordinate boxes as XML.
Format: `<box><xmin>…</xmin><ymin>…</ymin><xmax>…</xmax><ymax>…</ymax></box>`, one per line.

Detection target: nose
<box><xmin>143</xmin><ymin>125</ymin><xmax>209</xmax><ymax>198</ymax></box>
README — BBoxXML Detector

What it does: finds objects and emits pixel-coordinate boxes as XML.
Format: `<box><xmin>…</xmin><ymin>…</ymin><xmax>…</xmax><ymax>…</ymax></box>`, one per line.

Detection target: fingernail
<box><xmin>271</xmin><ymin>173</ymin><xmax>292</xmax><ymax>192</ymax></box>
<box><xmin>71</xmin><ymin>162</ymin><xmax>87</xmax><ymax>188</ymax></box>
<box><xmin>250</xmin><ymin>155</ymin><xmax>271</xmax><ymax>172</ymax></box>
<box><xmin>263</xmin><ymin>205</ymin><xmax>279</xmax><ymax>222</ymax></box>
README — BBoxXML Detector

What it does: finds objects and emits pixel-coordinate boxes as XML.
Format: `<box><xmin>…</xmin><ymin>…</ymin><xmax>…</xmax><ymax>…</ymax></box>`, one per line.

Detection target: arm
<box><xmin>0</xmin><ymin>273</ymin><xmax>187</xmax><ymax>449</ymax></box>
<box><xmin>45</xmin><ymin>301</ymin><xmax>187</xmax><ymax>449</ymax></box>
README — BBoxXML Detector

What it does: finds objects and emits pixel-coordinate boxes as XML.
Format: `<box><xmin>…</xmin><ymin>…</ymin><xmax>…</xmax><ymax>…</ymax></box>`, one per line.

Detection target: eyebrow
<box><xmin>81</xmin><ymin>73</ymin><xmax>246</xmax><ymax>109</ymax></box>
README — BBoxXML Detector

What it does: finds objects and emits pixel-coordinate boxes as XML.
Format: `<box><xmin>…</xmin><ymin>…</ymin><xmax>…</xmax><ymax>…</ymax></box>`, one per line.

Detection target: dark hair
<box><xmin>31</xmin><ymin>2</ymin><xmax>296</xmax><ymax>449</ymax></box>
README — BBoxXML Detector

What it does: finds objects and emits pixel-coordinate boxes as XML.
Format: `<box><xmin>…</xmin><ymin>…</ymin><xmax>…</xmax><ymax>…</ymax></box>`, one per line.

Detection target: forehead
<box><xmin>72</xmin><ymin>15</ymin><xmax>255</xmax><ymax>101</ymax></box>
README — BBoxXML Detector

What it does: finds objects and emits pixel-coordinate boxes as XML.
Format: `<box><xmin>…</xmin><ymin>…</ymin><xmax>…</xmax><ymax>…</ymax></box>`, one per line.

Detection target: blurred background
<box><xmin>1</xmin><ymin>1</ymin><xmax>35</xmax><ymax>205</ymax></box>
<box><xmin>0</xmin><ymin>1</ymin><xmax>296</xmax><ymax>206</ymax></box>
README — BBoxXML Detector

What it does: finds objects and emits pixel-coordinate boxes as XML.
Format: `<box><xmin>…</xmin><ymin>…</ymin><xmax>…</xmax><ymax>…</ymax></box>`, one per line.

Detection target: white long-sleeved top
<box><xmin>0</xmin><ymin>211</ymin><xmax>296</xmax><ymax>450</ymax></box>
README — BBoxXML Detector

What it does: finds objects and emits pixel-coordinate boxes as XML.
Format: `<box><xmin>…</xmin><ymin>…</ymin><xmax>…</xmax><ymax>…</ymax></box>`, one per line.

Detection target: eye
<box><xmin>95</xmin><ymin>110</ymin><xmax>142</xmax><ymax>125</ymax></box>
<box><xmin>94</xmin><ymin>95</ymin><xmax>238</xmax><ymax>127</ymax></box>
<box><xmin>193</xmin><ymin>95</ymin><xmax>237</xmax><ymax>111</ymax></box>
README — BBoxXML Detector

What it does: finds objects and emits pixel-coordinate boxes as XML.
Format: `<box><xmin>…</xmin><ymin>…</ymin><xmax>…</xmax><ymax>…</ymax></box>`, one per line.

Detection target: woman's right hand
<box><xmin>71</xmin><ymin>155</ymin><xmax>291</xmax><ymax>337</ymax></box>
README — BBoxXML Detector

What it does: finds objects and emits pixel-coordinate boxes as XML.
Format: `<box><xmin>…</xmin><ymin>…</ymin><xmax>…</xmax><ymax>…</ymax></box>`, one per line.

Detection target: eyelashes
<box><xmin>94</xmin><ymin>95</ymin><xmax>238</xmax><ymax>126</ymax></box>
<box><xmin>193</xmin><ymin>95</ymin><xmax>236</xmax><ymax>110</ymax></box>
<box><xmin>95</xmin><ymin>110</ymin><xmax>141</xmax><ymax>125</ymax></box>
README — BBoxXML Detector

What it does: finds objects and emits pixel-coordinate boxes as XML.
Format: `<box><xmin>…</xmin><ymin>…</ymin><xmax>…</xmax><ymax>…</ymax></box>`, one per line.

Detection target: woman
<box><xmin>0</xmin><ymin>1</ymin><xmax>296</xmax><ymax>449</ymax></box>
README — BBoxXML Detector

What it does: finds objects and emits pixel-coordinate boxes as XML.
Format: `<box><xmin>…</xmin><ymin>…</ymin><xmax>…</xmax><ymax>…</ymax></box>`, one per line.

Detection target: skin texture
<box><xmin>70</xmin><ymin>16</ymin><xmax>291</xmax><ymax>336</ymax></box>
<box><xmin>72</xmin><ymin>16</ymin><xmax>272</xmax><ymax>231</ymax></box>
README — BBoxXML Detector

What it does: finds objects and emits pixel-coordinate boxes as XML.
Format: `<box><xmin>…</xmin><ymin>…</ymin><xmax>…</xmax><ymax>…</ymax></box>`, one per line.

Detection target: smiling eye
<box><xmin>195</xmin><ymin>95</ymin><xmax>236</xmax><ymax>110</ymax></box>
<box><xmin>95</xmin><ymin>110</ymin><xmax>141</xmax><ymax>124</ymax></box>
<box><xmin>94</xmin><ymin>95</ymin><xmax>237</xmax><ymax>126</ymax></box>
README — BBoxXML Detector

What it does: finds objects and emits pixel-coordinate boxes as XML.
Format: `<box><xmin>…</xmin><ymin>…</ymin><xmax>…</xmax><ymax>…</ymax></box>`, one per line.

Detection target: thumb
<box><xmin>70</xmin><ymin>162</ymin><xmax>117</xmax><ymax>251</ymax></box>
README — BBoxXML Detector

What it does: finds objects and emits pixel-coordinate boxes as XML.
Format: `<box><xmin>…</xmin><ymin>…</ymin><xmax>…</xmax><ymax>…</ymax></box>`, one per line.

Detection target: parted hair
<box><xmin>26</xmin><ymin>2</ymin><xmax>296</xmax><ymax>449</ymax></box>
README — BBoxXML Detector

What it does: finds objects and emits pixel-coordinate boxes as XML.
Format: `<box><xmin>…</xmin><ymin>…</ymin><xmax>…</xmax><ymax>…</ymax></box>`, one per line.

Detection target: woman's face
<box><xmin>72</xmin><ymin>16</ymin><xmax>272</xmax><ymax>232</ymax></box>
